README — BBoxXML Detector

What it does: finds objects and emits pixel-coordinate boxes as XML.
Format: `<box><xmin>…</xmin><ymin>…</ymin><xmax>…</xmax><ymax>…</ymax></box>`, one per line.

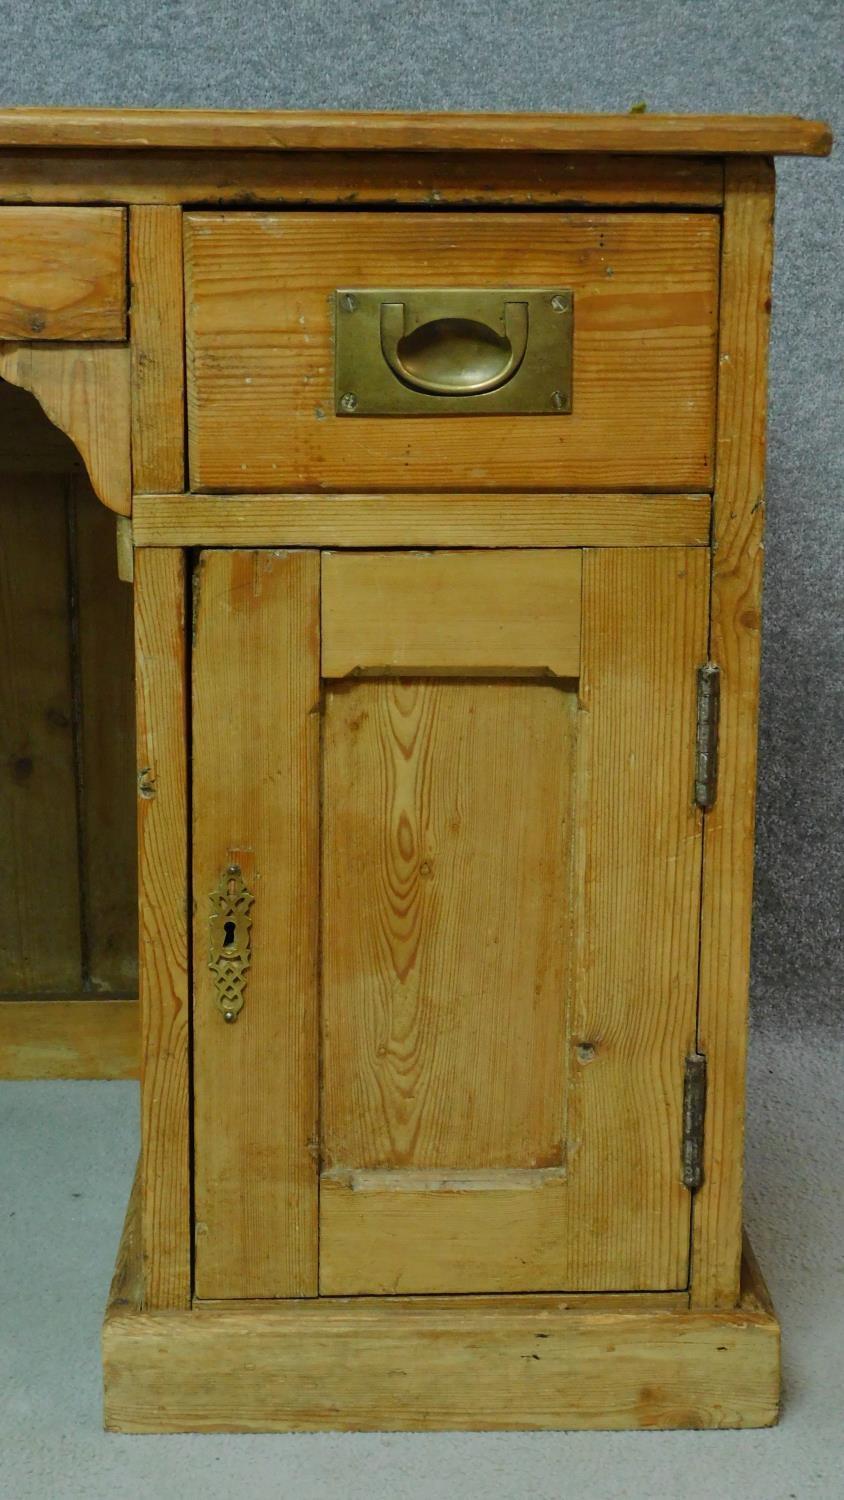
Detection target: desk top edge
<box><xmin>0</xmin><ymin>109</ymin><xmax>832</xmax><ymax>156</ymax></box>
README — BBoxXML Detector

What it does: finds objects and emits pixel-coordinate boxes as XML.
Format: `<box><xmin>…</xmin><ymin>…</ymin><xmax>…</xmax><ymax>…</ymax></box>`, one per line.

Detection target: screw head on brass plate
<box><xmin>334</xmin><ymin>287</ymin><xmax>573</xmax><ymax>417</ymax></box>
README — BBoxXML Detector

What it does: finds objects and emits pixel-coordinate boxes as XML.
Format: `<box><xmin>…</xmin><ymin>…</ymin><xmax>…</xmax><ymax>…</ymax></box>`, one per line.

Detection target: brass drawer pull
<box><xmin>380</xmin><ymin>300</ymin><xmax>528</xmax><ymax>396</ymax></box>
<box><xmin>334</xmin><ymin>287</ymin><xmax>573</xmax><ymax>417</ymax></box>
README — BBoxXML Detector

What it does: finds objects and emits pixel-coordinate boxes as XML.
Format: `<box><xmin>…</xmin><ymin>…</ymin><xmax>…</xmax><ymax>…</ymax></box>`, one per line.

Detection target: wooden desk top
<box><xmin>0</xmin><ymin>108</ymin><xmax>832</xmax><ymax>156</ymax></box>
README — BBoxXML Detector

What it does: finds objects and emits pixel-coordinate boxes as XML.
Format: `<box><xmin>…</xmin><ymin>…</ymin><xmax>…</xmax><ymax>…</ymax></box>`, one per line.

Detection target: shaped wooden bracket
<box><xmin>0</xmin><ymin>341</ymin><xmax>131</xmax><ymax>514</ymax></box>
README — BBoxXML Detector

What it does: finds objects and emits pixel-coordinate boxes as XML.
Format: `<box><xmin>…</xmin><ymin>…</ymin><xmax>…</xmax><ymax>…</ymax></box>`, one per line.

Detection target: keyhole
<box><xmin>222</xmin><ymin>920</ymin><xmax>236</xmax><ymax>950</ymax></box>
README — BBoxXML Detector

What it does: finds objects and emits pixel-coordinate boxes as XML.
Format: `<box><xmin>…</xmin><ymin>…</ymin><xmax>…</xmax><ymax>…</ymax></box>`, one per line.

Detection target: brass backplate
<box><xmin>208</xmin><ymin>864</ymin><xmax>254</xmax><ymax>1023</ymax></box>
<box><xmin>335</xmin><ymin>287</ymin><xmax>573</xmax><ymax>417</ymax></box>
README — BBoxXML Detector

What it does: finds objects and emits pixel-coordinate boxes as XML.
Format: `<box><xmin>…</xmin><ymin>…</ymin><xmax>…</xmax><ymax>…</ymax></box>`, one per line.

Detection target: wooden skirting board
<box><xmin>0</xmin><ymin>999</ymin><xmax>139</xmax><ymax>1080</ymax></box>
<box><xmin>103</xmin><ymin>1171</ymin><xmax>780</xmax><ymax>1432</ymax></box>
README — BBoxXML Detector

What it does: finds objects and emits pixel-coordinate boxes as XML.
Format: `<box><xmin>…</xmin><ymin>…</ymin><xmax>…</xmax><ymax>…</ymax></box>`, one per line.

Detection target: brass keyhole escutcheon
<box><xmin>208</xmin><ymin>864</ymin><xmax>254</xmax><ymax>1023</ymax></box>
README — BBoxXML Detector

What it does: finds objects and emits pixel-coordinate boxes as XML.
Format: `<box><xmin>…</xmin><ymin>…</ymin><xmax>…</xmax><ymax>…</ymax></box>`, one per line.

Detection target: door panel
<box><xmin>321</xmin><ymin>549</ymin><xmax>582</xmax><ymax>678</ymax></box>
<box><xmin>318</xmin><ymin>547</ymin><xmax>708</xmax><ymax>1294</ymax></box>
<box><xmin>321</xmin><ymin>676</ymin><xmax>575</xmax><ymax>1297</ymax></box>
<box><xmin>192</xmin><ymin>548</ymin><xmax>320</xmax><ymax>1299</ymax></box>
<box><xmin>321</xmin><ymin>678</ymin><xmax>576</xmax><ymax>1171</ymax></box>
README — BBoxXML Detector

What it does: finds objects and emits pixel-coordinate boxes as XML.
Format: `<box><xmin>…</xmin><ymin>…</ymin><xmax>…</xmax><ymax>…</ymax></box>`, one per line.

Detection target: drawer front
<box><xmin>0</xmin><ymin>208</ymin><xmax>126</xmax><ymax>341</ymax></box>
<box><xmin>185</xmin><ymin>210</ymin><xmax>719</xmax><ymax>493</ymax></box>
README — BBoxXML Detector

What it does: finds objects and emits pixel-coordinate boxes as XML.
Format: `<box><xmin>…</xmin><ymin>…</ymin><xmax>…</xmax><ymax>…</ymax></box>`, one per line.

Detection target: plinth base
<box><xmin>103</xmin><ymin>1180</ymin><xmax>780</xmax><ymax>1433</ymax></box>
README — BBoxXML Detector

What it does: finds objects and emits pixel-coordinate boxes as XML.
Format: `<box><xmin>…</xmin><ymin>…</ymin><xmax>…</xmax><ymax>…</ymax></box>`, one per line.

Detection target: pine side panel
<box><xmin>692</xmin><ymin>159</ymin><xmax>775</xmax><ymax>1309</ymax></box>
<box><xmin>130</xmin><ymin>206</ymin><xmax>185</xmax><ymax>494</ymax></box>
<box><xmin>134</xmin><ymin>547</ymin><xmax>190</xmax><ymax>1308</ymax></box>
<box><xmin>566</xmin><ymin>548</ymin><xmax>708</xmax><ymax>1288</ymax></box>
<box><xmin>74</xmin><ymin>476</ymin><xmax>137</xmax><ymax>993</ymax></box>
<box><xmin>0</xmin><ymin>474</ymin><xmax>81</xmax><ymax>992</ymax></box>
<box><xmin>192</xmin><ymin>549</ymin><xmax>320</xmax><ymax>1299</ymax></box>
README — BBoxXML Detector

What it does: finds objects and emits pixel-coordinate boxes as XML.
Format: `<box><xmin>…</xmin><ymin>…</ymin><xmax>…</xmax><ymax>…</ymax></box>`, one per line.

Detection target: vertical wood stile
<box><xmin>567</xmin><ymin>547</ymin><xmax>708</xmax><ymax>1289</ymax></box>
<box><xmin>192</xmin><ymin>550</ymin><xmax>320</xmax><ymax>1299</ymax></box>
<box><xmin>134</xmin><ymin>547</ymin><xmax>190</xmax><ymax>1308</ymax></box>
<box><xmin>692</xmin><ymin>157</ymin><xmax>775</xmax><ymax>1309</ymax></box>
<box><xmin>129</xmin><ymin>205</ymin><xmax>185</xmax><ymax>494</ymax></box>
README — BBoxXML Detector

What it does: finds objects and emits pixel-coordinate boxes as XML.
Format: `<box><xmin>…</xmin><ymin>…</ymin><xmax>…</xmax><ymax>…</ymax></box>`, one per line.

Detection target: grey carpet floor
<box><xmin>1</xmin><ymin>1021</ymin><xmax>841</xmax><ymax>1500</ymax></box>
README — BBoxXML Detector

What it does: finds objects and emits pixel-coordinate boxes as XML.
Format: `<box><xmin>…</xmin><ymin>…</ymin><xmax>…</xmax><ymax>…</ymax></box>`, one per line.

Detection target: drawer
<box><xmin>184</xmin><ymin>210</ymin><xmax>719</xmax><ymax>494</ymax></box>
<box><xmin>0</xmin><ymin>208</ymin><xmax>126</xmax><ymax>341</ymax></box>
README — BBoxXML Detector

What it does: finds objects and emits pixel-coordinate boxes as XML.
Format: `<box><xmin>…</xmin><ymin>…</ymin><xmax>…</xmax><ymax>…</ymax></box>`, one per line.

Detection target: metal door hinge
<box><xmin>682</xmin><ymin>1052</ymin><xmax>707</xmax><ymax>1191</ymax></box>
<box><xmin>694</xmin><ymin>663</ymin><xmax>721</xmax><ymax>810</ymax></box>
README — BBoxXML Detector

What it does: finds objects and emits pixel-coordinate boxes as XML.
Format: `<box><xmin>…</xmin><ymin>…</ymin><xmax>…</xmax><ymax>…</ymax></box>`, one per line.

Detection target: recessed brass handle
<box><xmin>380</xmin><ymin>300</ymin><xmax>529</xmax><ymax>397</ymax></box>
<box><xmin>335</xmin><ymin>287</ymin><xmax>572</xmax><ymax>416</ymax></box>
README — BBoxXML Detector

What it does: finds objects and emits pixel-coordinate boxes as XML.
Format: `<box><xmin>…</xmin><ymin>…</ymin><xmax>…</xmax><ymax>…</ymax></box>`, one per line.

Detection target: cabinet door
<box><xmin>319</xmin><ymin>548</ymin><xmax>708</xmax><ymax>1294</ymax></box>
<box><xmin>191</xmin><ymin>546</ymin><xmax>707</xmax><ymax>1300</ymax></box>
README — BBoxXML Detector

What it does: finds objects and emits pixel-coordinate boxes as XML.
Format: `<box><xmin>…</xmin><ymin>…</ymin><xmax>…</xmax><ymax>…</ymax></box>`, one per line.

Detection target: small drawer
<box><xmin>0</xmin><ymin>208</ymin><xmax>126</xmax><ymax>341</ymax></box>
<box><xmin>185</xmin><ymin>210</ymin><xmax>719</xmax><ymax>494</ymax></box>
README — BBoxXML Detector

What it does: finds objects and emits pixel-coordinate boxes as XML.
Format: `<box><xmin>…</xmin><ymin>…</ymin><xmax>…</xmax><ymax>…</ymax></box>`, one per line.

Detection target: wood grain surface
<box><xmin>0</xmin><ymin>998</ymin><xmax>138</xmax><ymax>1079</ymax></box>
<box><xmin>192</xmin><ymin>549</ymin><xmax>320</xmax><ymax>1300</ymax></box>
<box><xmin>562</xmin><ymin>547</ymin><xmax>708</xmax><ymax>1289</ymax></box>
<box><xmin>134</xmin><ymin>547</ymin><xmax>190</xmax><ymax>1308</ymax></box>
<box><xmin>0</xmin><ymin>151</ymin><xmax>725</xmax><ymax>208</ymax></box>
<box><xmin>129</xmin><ymin>206</ymin><xmax>185</xmax><ymax>494</ymax></box>
<box><xmin>320</xmin><ymin>683</ymin><xmax>573</xmax><ymax>1137</ymax></box>
<box><xmin>132</xmin><ymin>492</ymin><xmax>712</xmax><ymax>549</ymax></box>
<box><xmin>321</xmin><ymin>549</ymin><xmax>582</xmax><ymax>678</ymax></box>
<box><xmin>320</xmin><ymin>545</ymin><xmax>707</xmax><ymax>1294</ymax></box>
<box><xmin>0</xmin><ymin>106</ymin><xmax>829</xmax><ymax>155</ymax></box>
<box><xmin>103</xmin><ymin>1172</ymin><xmax>780</xmax><ymax>1433</ymax></box>
<box><xmin>0</xmin><ymin>342</ymin><xmax>131</xmax><ymax>514</ymax></box>
<box><xmin>692</xmin><ymin>158</ymin><xmax>776</xmax><ymax>1310</ymax></box>
<box><xmin>185</xmin><ymin>211</ymin><xmax>719</xmax><ymax>493</ymax></box>
<box><xmin>0</xmin><ymin>206</ymin><xmax>126</xmax><ymax>340</ymax></box>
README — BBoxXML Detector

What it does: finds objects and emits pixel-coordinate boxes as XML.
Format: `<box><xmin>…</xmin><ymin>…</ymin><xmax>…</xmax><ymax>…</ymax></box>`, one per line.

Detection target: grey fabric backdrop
<box><xmin>0</xmin><ymin>0</ymin><xmax>840</xmax><ymax>1025</ymax></box>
